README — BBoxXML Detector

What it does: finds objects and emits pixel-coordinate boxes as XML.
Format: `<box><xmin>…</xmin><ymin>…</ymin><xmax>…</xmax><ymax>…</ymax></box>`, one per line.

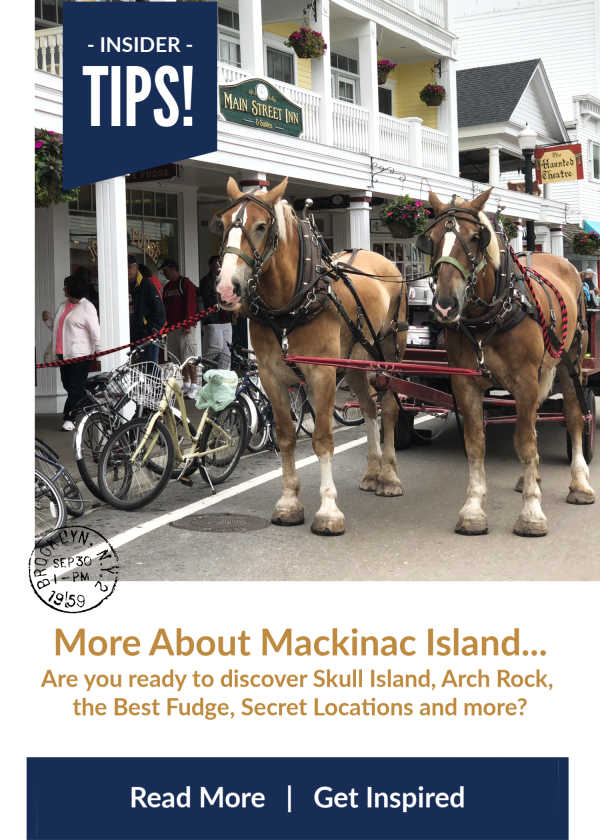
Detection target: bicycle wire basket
<box><xmin>128</xmin><ymin>361</ymin><xmax>183</xmax><ymax>411</ymax></box>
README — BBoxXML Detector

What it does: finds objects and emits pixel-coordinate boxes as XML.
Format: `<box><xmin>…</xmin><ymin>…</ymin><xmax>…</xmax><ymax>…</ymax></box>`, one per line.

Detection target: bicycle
<box><xmin>35</xmin><ymin>438</ymin><xmax>84</xmax><ymax>518</ymax></box>
<box><xmin>74</xmin><ymin>341</ymin><xmax>194</xmax><ymax>500</ymax></box>
<box><xmin>97</xmin><ymin>355</ymin><xmax>247</xmax><ymax>510</ymax></box>
<box><xmin>231</xmin><ymin>345</ymin><xmax>278</xmax><ymax>453</ymax></box>
<box><xmin>35</xmin><ymin>468</ymin><xmax>66</xmax><ymax>545</ymax></box>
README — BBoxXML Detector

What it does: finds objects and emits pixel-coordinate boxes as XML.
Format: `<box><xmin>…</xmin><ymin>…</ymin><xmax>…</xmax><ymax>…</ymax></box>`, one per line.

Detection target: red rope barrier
<box><xmin>509</xmin><ymin>246</ymin><xmax>568</xmax><ymax>359</ymax></box>
<box><xmin>35</xmin><ymin>307</ymin><xmax>219</xmax><ymax>369</ymax></box>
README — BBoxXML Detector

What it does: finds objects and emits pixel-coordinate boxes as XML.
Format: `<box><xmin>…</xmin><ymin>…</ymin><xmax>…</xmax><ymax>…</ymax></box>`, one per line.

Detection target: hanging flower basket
<box><xmin>572</xmin><ymin>230</ymin><xmax>600</xmax><ymax>255</ymax></box>
<box><xmin>381</xmin><ymin>195</ymin><xmax>432</xmax><ymax>239</ymax></box>
<box><xmin>284</xmin><ymin>27</ymin><xmax>327</xmax><ymax>59</ymax></box>
<box><xmin>419</xmin><ymin>83</ymin><xmax>446</xmax><ymax>107</ymax></box>
<box><xmin>35</xmin><ymin>130</ymin><xmax>79</xmax><ymax>208</ymax></box>
<box><xmin>493</xmin><ymin>214</ymin><xmax>519</xmax><ymax>241</ymax></box>
<box><xmin>377</xmin><ymin>59</ymin><xmax>397</xmax><ymax>86</ymax></box>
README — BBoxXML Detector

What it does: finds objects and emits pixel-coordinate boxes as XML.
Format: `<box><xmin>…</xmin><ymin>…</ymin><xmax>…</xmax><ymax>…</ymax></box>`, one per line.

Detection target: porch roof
<box><xmin>457</xmin><ymin>59</ymin><xmax>540</xmax><ymax>127</ymax></box>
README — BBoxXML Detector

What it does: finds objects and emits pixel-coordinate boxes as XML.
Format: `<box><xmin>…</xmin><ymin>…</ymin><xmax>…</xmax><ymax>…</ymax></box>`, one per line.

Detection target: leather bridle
<box><xmin>214</xmin><ymin>193</ymin><xmax>279</xmax><ymax>294</ymax></box>
<box><xmin>417</xmin><ymin>204</ymin><xmax>491</xmax><ymax>308</ymax></box>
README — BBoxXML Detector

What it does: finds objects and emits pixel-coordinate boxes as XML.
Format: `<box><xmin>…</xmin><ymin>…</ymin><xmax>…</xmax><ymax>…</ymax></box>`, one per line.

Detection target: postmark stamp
<box><xmin>29</xmin><ymin>526</ymin><xmax>119</xmax><ymax>613</ymax></box>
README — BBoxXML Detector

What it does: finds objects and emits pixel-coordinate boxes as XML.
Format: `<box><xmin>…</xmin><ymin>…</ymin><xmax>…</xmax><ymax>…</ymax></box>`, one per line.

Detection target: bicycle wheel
<box><xmin>35</xmin><ymin>469</ymin><xmax>66</xmax><ymax>545</ymax></box>
<box><xmin>98</xmin><ymin>417</ymin><xmax>174</xmax><ymax>510</ymax></box>
<box><xmin>333</xmin><ymin>375</ymin><xmax>364</xmax><ymax>426</ymax></box>
<box><xmin>74</xmin><ymin>410</ymin><xmax>116</xmax><ymax>501</ymax></box>
<box><xmin>246</xmin><ymin>395</ymin><xmax>270</xmax><ymax>453</ymax></box>
<box><xmin>289</xmin><ymin>384</ymin><xmax>315</xmax><ymax>436</ymax></box>
<box><xmin>35</xmin><ymin>439</ymin><xmax>84</xmax><ymax>517</ymax></box>
<box><xmin>199</xmin><ymin>401</ymin><xmax>247</xmax><ymax>485</ymax></box>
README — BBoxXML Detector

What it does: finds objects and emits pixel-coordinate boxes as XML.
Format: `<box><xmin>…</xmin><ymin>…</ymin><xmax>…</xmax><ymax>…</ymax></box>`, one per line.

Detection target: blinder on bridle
<box><xmin>212</xmin><ymin>192</ymin><xmax>280</xmax><ymax>290</ymax></box>
<box><xmin>416</xmin><ymin>201</ymin><xmax>491</xmax><ymax>295</ymax></box>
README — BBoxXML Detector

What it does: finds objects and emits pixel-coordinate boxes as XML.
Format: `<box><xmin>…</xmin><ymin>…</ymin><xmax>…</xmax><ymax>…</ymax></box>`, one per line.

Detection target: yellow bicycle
<box><xmin>97</xmin><ymin>356</ymin><xmax>247</xmax><ymax>510</ymax></box>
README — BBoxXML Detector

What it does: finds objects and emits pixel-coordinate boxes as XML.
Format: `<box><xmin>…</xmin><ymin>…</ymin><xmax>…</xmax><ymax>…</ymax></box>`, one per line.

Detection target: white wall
<box><xmin>453</xmin><ymin>0</ymin><xmax>599</xmax><ymax>123</ymax></box>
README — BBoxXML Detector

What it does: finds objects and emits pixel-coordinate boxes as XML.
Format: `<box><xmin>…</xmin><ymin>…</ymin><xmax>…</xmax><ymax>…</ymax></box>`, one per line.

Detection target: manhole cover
<box><xmin>170</xmin><ymin>513</ymin><xmax>269</xmax><ymax>533</ymax></box>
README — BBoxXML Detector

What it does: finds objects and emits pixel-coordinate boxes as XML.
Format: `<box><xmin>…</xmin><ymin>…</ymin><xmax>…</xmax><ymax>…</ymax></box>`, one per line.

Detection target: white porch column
<box><xmin>488</xmin><ymin>145</ymin><xmax>501</xmax><ymax>187</ymax></box>
<box><xmin>550</xmin><ymin>227</ymin><xmax>564</xmax><ymax>257</ymax></box>
<box><xmin>238</xmin><ymin>0</ymin><xmax>264</xmax><ymax>77</ymax></box>
<box><xmin>349</xmin><ymin>194</ymin><xmax>372</xmax><ymax>250</ymax></box>
<box><xmin>35</xmin><ymin>203</ymin><xmax>70</xmax><ymax>414</ymax></box>
<box><xmin>311</xmin><ymin>0</ymin><xmax>333</xmax><ymax>146</ymax></box>
<box><xmin>357</xmin><ymin>19</ymin><xmax>380</xmax><ymax>158</ymax></box>
<box><xmin>511</xmin><ymin>221</ymin><xmax>524</xmax><ymax>252</ymax></box>
<box><xmin>406</xmin><ymin>117</ymin><xmax>424</xmax><ymax>168</ymax></box>
<box><xmin>438</xmin><ymin>57</ymin><xmax>459</xmax><ymax>176</ymax></box>
<box><xmin>96</xmin><ymin>176</ymin><xmax>130</xmax><ymax>371</ymax></box>
<box><xmin>182</xmin><ymin>187</ymin><xmax>201</xmax><ymax>355</ymax></box>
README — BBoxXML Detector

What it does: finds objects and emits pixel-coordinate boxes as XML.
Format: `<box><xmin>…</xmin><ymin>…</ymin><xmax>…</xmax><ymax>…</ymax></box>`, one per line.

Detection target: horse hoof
<box><xmin>359</xmin><ymin>477</ymin><xmax>377</xmax><ymax>493</ymax></box>
<box><xmin>311</xmin><ymin>515</ymin><xmax>345</xmax><ymax>537</ymax></box>
<box><xmin>567</xmin><ymin>489</ymin><xmax>596</xmax><ymax>505</ymax></box>
<box><xmin>271</xmin><ymin>508</ymin><xmax>305</xmax><ymax>527</ymax></box>
<box><xmin>375</xmin><ymin>480</ymin><xmax>404</xmax><ymax>497</ymax></box>
<box><xmin>513</xmin><ymin>517</ymin><xmax>548</xmax><ymax>537</ymax></box>
<box><xmin>455</xmin><ymin>519</ymin><xmax>488</xmax><ymax>536</ymax></box>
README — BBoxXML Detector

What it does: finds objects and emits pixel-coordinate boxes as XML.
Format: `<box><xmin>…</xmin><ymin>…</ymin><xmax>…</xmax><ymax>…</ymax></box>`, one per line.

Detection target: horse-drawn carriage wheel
<box><xmin>566</xmin><ymin>386</ymin><xmax>596</xmax><ymax>465</ymax></box>
<box><xmin>393</xmin><ymin>406</ymin><xmax>414</xmax><ymax>450</ymax></box>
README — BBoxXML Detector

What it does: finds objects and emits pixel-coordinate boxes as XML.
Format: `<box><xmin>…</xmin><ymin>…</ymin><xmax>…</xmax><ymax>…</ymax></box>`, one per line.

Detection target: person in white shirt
<box><xmin>43</xmin><ymin>274</ymin><xmax>101</xmax><ymax>431</ymax></box>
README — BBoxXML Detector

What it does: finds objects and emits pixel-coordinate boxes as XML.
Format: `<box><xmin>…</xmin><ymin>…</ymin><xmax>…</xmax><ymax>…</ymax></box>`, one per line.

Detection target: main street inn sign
<box><xmin>219</xmin><ymin>78</ymin><xmax>303</xmax><ymax>138</ymax></box>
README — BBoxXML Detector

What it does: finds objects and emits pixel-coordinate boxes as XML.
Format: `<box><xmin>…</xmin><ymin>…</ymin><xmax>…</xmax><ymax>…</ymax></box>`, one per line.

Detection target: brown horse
<box><xmin>422</xmin><ymin>187</ymin><xmax>595</xmax><ymax>537</ymax></box>
<box><xmin>216</xmin><ymin>177</ymin><xmax>408</xmax><ymax>536</ymax></box>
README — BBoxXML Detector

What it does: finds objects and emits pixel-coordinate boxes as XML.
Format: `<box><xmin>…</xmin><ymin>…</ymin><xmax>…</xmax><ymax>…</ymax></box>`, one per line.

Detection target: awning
<box><xmin>584</xmin><ymin>220</ymin><xmax>600</xmax><ymax>235</ymax></box>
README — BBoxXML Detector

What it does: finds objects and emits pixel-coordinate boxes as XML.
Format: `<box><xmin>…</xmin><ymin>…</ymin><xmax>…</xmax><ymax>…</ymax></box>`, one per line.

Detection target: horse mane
<box><xmin>453</xmin><ymin>196</ymin><xmax>500</xmax><ymax>270</ymax></box>
<box><xmin>274</xmin><ymin>199</ymin><xmax>295</xmax><ymax>243</ymax></box>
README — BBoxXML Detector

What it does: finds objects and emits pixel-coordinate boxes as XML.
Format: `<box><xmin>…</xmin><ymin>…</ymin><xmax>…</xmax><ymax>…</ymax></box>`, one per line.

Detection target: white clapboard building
<box><xmin>453</xmin><ymin>0</ymin><xmax>600</xmax><ymax>268</ymax></box>
<box><xmin>35</xmin><ymin>0</ymin><xmax>571</xmax><ymax>413</ymax></box>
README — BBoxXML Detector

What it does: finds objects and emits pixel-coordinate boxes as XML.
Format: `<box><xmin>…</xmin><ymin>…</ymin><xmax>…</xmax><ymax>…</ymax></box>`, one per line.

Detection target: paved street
<box><xmin>37</xmin><ymin>400</ymin><xmax>600</xmax><ymax>581</ymax></box>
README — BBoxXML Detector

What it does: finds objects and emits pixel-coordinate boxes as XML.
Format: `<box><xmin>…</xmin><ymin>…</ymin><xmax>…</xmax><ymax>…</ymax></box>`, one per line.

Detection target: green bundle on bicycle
<box><xmin>97</xmin><ymin>355</ymin><xmax>247</xmax><ymax>510</ymax></box>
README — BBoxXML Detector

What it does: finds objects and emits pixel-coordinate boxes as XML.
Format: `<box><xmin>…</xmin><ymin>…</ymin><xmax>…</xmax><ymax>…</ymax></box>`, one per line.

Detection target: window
<box><xmin>218</xmin><ymin>7</ymin><xmax>240</xmax><ymax>31</ymax></box>
<box><xmin>36</xmin><ymin>0</ymin><xmax>62</xmax><ymax>28</ymax></box>
<box><xmin>218</xmin><ymin>5</ymin><xmax>241</xmax><ymax>68</ymax></box>
<box><xmin>331</xmin><ymin>53</ymin><xmax>359</xmax><ymax>75</ymax></box>
<box><xmin>266</xmin><ymin>47</ymin><xmax>294</xmax><ymax>85</ymax></box>
<box><xmin>219</xmin><ymin>37</ymin><xmax>241</xmax><ymax>68</ymax></box>
<box><xmin>331</xmin><ymin>52</ymin><xmax>360</xmax><ymax>105</ymax></box>
<box><xmin>378</xmin><ymin>87</ymin><xmax>392</xmax><ymax>115</ymax></box>
<box><xmin>592</xmin><ymin>143</ymin><xmax>600</xmax><ymax>180</ymax></box>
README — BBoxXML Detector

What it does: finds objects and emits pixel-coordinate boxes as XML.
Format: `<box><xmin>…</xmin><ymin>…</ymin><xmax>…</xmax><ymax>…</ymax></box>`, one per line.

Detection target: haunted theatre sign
<box><xmin>535</xmin><ymin>143</ymin><xmax>584</xmax><ymax>184</ymax></box>
<box><xmin>219</xmin><ymin>79</ymin><xmax>303</xmax><ymax>138</ymax></box>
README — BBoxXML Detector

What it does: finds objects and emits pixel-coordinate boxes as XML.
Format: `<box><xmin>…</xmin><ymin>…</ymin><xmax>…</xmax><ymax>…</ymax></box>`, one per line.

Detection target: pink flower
<box><xmin>387</xmin><ymin>211</ymin><xmax>392</xmax><ymax>217</ymax></box>
<box><xmin>415</xmin><ymin>200</ymin><xmax>422</xmax><ymax>207</ymax></box>
<box><xmin>35</xmin><ymin>140</ymin><xmax>44</xmax><ymax>149</ymax></box>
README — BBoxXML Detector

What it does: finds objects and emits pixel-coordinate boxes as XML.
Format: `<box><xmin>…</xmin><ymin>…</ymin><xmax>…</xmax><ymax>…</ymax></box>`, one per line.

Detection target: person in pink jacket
<box><xmin>43</xmin><ymin>274</ymin><xmax>101</xmax><ymax>431</ymax></box>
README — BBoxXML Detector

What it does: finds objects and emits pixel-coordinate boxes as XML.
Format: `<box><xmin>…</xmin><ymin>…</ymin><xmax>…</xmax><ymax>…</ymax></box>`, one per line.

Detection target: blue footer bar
<box><xmin>27</xmin><ymin>757</ymin><xmax>568</xmax><ymax>840</ymax></box>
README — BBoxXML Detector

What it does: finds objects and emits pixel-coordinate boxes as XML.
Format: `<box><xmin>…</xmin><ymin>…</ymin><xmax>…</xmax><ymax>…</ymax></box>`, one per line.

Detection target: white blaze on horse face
<box><xmin>217</xmin><ymin>205</ymin><xmax>246</xmax><ymax>304</ymax></box>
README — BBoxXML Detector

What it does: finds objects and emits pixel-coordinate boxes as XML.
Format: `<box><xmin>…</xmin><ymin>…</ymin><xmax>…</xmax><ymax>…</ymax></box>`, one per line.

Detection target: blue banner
<box><xmin>27</xmin><ymin>757</ymin><xmax>567</xmax><ymax>839</ymax></box>
<box><xmin>63</xmin><ymin>1</ymin><xmax>217</xmax><ymax>188</ymax></box>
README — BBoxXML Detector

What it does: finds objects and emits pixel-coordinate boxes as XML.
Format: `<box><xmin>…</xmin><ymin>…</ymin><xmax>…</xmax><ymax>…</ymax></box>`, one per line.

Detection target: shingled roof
<box><xmin>457</xmin><ymin>59</ymin><xmax>541</xmax><ymax>127</ymax></box>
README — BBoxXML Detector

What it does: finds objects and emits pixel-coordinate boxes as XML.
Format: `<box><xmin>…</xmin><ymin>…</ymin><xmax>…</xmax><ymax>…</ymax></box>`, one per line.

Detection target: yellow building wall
<box><xmin>262</xmin><ymin>22</ymin><xmax>312</xmax><ymax>90</ymax></box>
<box><xmin>386</xmin><ymin>61</ymin><xmax>438</xmax><ymax>129</ymax></box>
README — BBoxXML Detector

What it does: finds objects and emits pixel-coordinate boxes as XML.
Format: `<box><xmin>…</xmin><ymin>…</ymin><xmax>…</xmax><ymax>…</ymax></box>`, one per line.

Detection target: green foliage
<box><xmin>35</xmin><ymin>131</ymin><xmax>79</xmax><ymax>208</ymax></box>
<box><xmin>381</xmin><ymin>195</ymin><xmax>431</xmax><ymax>235</ymax></box>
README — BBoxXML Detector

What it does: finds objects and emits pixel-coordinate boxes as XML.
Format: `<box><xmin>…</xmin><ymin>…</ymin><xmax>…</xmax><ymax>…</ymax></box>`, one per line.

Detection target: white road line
<box><xmin>103</xmin><ymin>414</ymin><xmax>434</xmax><ymax>552</ymax></box>
<box><xmin>107</xmin><ymin>435</ymin><xmax>368</xmax><ymax>551</ymax></box>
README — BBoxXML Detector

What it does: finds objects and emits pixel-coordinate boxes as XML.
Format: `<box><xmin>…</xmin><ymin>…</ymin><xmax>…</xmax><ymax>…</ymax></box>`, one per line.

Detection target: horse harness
<box><xmin>215</xmin><ymin>193</ymin><xmax>408</xmax><ymax>372</ymax></box>
<box><xmin>417</xmin><ymin>198</ymin><xmax>588</xmax><ymax>409</ymax></box>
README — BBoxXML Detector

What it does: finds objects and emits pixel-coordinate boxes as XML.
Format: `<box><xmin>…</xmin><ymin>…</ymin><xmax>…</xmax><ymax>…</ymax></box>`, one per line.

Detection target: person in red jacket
<box><xmin>160</xmin><ymin>258</ymin><xmax>199</xmax><ymax>398</ymax></box>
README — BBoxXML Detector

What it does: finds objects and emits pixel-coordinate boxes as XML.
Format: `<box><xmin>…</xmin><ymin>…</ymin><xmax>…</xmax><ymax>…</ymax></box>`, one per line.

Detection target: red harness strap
<box><xmin>509</xmin><ymin>246</ymin><xmax>568</xmax><ymax>359</ymax></box>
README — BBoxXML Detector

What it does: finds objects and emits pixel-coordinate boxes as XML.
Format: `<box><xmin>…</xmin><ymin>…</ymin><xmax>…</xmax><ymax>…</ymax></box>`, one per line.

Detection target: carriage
<box><xmin>216</xmin><ymin>177</ymin><xmax>596</xmax><ymax>538</ymax></box>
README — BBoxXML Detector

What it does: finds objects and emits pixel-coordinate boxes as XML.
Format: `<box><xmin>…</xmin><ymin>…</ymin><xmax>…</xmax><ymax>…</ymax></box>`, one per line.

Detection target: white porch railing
<box><xmin>417</xmin><ymin>0</ymin><xmax>446</xmax><ymax>28</ymax></box>
<box><xmin>379</xmin><ymin>114</ymin><xmax>410</xmax><ymax>163</ymax></box>
<box><xmin>35</xmin><ymin>26</ymin><xmax>63</xmax><ymax>76</ymax></box>
<box><xmin>333</xmin><ymin>100</ymin><xmax>370</xmax><ymax>154</ymax></box>
<box><xmin>422</xmin><ymin>125</ymin><xmax>448</xmax><ymax>171</ymax></box>
<box><xmin>217</xmin><ymin>62</ymin><xmax>322</xmax><ymax>144</ymax></box>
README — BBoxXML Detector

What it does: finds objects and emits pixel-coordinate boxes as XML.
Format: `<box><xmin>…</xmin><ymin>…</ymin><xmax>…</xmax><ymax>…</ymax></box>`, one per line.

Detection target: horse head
<box><xmin>418</xmin><ymin>187</ymin><xmax>499</xmax><ymax>324</ymax></box>
<box><xmin>215</xmin><ymin>176</ymin><xmax>289</xmax><ymax>311</ymax></box>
